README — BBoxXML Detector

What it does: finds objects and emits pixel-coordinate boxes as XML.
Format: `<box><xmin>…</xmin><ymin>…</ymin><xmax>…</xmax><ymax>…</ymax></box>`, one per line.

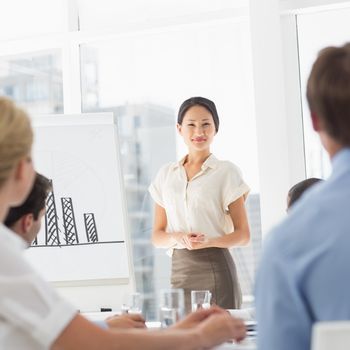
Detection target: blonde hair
<box><xmin>0</xmin><ymin>97</ymin><xmax>33</xmax><ymax>188</ymax></box>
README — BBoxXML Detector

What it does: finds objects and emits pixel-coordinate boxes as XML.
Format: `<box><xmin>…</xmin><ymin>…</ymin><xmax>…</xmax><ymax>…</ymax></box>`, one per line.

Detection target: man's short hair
<box><xmin>307</xmin><ymin>43</ymin><xmax>350</xmax><ymax>146</ymax></box>
<box><xmin>4</xmin><ymin>173</ymin><xmax>51</xmax><ymax>227</ymax></box>
<box><xmin>288</xmin><ymin>178</ymin><xmax>323</xmax><ymax>208</ymax></box>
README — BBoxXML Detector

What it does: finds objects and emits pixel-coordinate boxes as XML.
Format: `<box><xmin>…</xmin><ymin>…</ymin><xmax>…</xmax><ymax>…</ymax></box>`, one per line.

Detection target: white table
<box><xmin>84</xmin><ymin>312</ymin><xmax>257</xmax><ymax>349</ymax></box>
<box><xmin>214</xmin><ymin>338</ymin><xmax>256</xmax><ymax>350</ymax></box>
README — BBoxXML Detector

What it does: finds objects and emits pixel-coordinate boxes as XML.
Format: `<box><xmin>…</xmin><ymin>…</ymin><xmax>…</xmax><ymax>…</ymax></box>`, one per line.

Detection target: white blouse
<box><xmin>149</xmin><ymin>154</ymin><xmax>250</xmax><ymax>246</ymax></box>
<box><xmin>0</xmin><ymin>224</ymin><xmax>77</xmax><ymax>349</ymax></box>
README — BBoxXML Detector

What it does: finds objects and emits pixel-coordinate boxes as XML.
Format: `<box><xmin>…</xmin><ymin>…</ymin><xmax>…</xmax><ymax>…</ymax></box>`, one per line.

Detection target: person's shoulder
<box><xmin>215</xmin><ymin>158</ymin><xmax>242</xmax><ymax>173</ymax></box>
<box><xmin>0</xmin><ymin>224</ymin><xmax>27</xmax><ymax>251</ymax></box>
<box><xmin>262</xmin><ymin>224</ymin><xmax>285</xmax><ymax>254</ymax></box>
<box><xmin>262</xmin><ymin>179</ymin><xmax>343</xmax><ymax>267</ymax></box>
<box><xmin>268</xmin><ymin>188</ymin><xmax>328</xmax><ymax>255</ymax></box>
<box><xmin>153</xmin><ymin>161</ymin><xmax>178</xmax><ymax>180</ymax></box>
<box><xmin>259</xmin><ymin>216</ymin><xmax>307</xmax><ymax>271</ymax></box>
<box><xmin>159</xmin><ymin>161</ymin><xmax>177</xmax><ymax>173</ymax></box>
<box><xmin>0</xmin><ymin>225</ymin><xmax>34</xmax><ymax>276</ymax></box>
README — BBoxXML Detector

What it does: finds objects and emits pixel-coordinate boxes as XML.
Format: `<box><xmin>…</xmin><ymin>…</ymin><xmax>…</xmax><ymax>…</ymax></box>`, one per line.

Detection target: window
<box><xmin>77</xmin><ymin>0</ymin><xmax>247</xmax><ymax>31</ymax></box>
<box><xmin>0</xmin><ymin>0</ymin><xmax>65</xmax><ymax>40</ymax></box>
<box><xmin>0</xmin><ymin>50</ymin><xmax>63</xmax><ymax>114</ymax></box>
<box><xmin>0</xmin><ymin>0</ymin><xmax>261</xmax><ymax>317</ymax></box>
<box><xmin>297</xmin><ymin>7</ymin><xmax>350</xmax><ymax>178</ymax></box>
<box><xmin>81</xmin><ymin>18</ymin><xmax>261</xmax><ymax>319</ymax></box>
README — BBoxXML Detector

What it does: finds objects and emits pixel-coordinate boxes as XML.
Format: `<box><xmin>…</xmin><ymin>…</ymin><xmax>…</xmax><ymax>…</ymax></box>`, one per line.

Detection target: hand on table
<box><xmin>106</xmin><ymin>313</ymin><xmax>146</xmax><ymax>329</ymax></box>
<box><xmin>196</xmin><ymin>311</ymin><xmax>246</xmax><ymax>348</ymax></box>
<box><xmin>170</xmin><ymin>306</ymin><xmax>224</xmax><ymax>330</ymax></box>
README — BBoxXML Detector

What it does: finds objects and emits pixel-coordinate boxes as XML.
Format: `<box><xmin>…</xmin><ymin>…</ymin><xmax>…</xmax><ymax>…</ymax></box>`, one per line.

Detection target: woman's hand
<box><xmin>196</xmin><ymin>312</ymin><xmax>246</xmax><ymax>347</ymax></box>
<box><xmin>186</xmin><ymin>232</ymin><xmax>208</xmax><ymax>250</ymax></box>
<box><xmin>170</xmin><ymin>306</ymin><xmax>224</xmax><ymax>330</ymax></box>
<box><xmin>171</xmin><ymin>232</ymin><xmax>207</xmax><ymax>250</ymax></box>
<box><xmin>106</xmin><ymin>314</ymin><xmax>146</xmax><ymax>329</ymax></box>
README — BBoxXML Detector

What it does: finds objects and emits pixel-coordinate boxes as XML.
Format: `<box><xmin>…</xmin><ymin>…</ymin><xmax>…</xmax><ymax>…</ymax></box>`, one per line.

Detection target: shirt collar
<box><xmin>331</xmin><ymin>147</ymin><xmax>350</xmax><ymax>176</ymax></box>
<box><xmin>171</xmin><ymin>154</ymin><xmax>218</xmax><ymax>170</ymax></box>
<box><xmin>0</xmin><ymin>223</ymin><xmax>28</xmax><ymax>251</ymax></box>
<box><xmin>202</xmin><ymin>154</ymin><xmax>219</xmax><ymax>170</ymax></box>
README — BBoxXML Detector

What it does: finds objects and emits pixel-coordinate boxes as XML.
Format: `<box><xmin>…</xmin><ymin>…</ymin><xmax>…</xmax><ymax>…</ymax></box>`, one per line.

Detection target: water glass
<box><xmin>129</xmin><ymin>292</ymin><xmax>143</xmax><ymax>314</ymax></box>
<box><xmin>121</xmin><ymin>292</ymin><xmax>143</xmax><ymax>315</ymax></box>
<box><xmin>191</xmin><ymin>290</ymin><xmax>212</xmax><ymax>312</ymax></box>
<box><xmin>159</xmin><ymin>288</ymin><xmax>184</xmax><ymax>328</ymax></box>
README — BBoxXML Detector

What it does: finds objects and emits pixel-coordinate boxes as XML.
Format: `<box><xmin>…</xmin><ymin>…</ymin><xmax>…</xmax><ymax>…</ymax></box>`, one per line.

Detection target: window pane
<box><xmin>78</xmin><ymin>0</ymin><xmax>247</xmax><ymax>31</ymax></box>
<box><xmin>297</xmin><ymin>7</ymin><xmax>350</xmax><ymax>178</ymax></box>
<box><xmin>81</xmin><ymin>19</ymin><xmax>261</xmax><ymax>318</ymax></box>
<box><xmin>0</xmin><ymin>0</ymin><xmax>65</xmax><ymax>39</ymax></box>
<box><xmin>0</xmin><ymin>50</ymin><xmax>63</xmax><ymax>114</ymax></box>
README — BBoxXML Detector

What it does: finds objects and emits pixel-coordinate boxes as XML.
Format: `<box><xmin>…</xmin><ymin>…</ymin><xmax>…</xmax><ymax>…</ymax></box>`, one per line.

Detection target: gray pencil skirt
<box><xmin>171</xmin><ymin>247</ymin><xmax>242</xmax><ymax>314</ymax></box>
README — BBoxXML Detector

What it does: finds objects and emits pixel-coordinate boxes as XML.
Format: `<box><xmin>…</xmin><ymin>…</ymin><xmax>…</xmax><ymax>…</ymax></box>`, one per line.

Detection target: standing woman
<box><xmin>149</xmin><ymin>97</ymin><xmax>250</xmax><ymax>312</ymax></box>
<box><xmin>0</xmin><ymin>96</ymin><xmax>247</xmax><ymax>349</ymax></box>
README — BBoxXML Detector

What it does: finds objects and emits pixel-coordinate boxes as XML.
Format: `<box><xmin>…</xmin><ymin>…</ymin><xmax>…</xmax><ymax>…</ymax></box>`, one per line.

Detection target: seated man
<box><xmin>4</xmin><ymin>172</ymin><xmax>146</xmax><ymax>330</ymax></box>
<box><xmin>5</xmin><ymin>172</ymin><xmax>50</xmax><ymax>245</ymax></box>
<box><xmin>255</xmin><ymin>43</ymin><xmax>350</xmax><ymax>350</ymax></box>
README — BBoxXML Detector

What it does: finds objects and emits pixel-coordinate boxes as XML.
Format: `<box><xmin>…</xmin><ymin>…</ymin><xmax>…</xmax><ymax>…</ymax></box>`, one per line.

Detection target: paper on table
<box><xmin>227</xmin><ymin>308</ymin><xmax>255</xmax><ymax>322</ymax></box>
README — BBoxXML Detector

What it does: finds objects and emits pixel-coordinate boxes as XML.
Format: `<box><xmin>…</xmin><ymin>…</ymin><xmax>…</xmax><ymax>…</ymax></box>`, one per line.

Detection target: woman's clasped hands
<box><xmin>172</xmin><ymin>232</ymin><xmax>208</xmax><ymax>250</ymax></box>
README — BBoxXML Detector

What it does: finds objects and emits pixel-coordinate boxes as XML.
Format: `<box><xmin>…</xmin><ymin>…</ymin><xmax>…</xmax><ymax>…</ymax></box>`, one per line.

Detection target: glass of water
<box><xmin>121</xmin><ymin>292</ymin><xmax>143</xmax><ymax>315</ymax></box>
<box><xmin>159</xmin><ymin>288</ymin><xmax>184</xmax><ymax>328</ymax></box>
<box><xmin>129</xmin><ymin>292</ymin><xmax>143</xmax><ymax>314</ymax></box>
<box><xmin>191</xmin><ymin>290</ymin><xmax>212</xmax><ymax>312</ymax></box>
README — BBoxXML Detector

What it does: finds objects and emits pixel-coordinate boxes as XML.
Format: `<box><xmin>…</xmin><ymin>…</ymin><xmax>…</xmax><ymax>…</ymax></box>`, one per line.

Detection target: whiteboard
<box><xmin>25</xmin><ymin>113</ymin><xmax>131</xmax><ymax>284</ymax></box>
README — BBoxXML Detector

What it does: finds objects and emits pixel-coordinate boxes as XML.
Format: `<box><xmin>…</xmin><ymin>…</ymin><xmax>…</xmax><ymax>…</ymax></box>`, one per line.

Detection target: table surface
<box><xmin>214</xmin><ymin>338</ymin><xmax>256</xmax><ymax>350</ymax></box>
<box><xmin>84</xmin><ymin>312</ymin><xmax>257</xmax><ymax>349</ymax></box>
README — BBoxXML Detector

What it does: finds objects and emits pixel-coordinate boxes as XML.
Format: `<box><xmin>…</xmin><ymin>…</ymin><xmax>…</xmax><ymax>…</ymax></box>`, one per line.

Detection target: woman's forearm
<box><xmin>204</xmin><ymin>229</ymin><xmax>250</xmax><ymax>249</ymax></box>
<box><xmin>53</xmin><ymin>314</ymin><xmax>203</xmax><ymax>350</ymax></box>
<box><xmin>111</xmin><ymin>328</ymin><xmax>202</xmax><ymax>350</ymax></box>
<box><xmin>151</xmin><ymin>230</ymin><xmax>183</xmax><ymax>249</ymax></box>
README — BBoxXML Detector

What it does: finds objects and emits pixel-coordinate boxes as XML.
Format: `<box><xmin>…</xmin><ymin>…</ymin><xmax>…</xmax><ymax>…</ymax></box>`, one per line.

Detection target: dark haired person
<box><xmin>149</xmin><ymin>97</ymin><xmax>250</xmax><ymax>312</ymax></box>
<box><xmin>5</xmin><ymin>172</ymin><xmax>51</xmax><ymax>245</ymax></box>
<box><xmin>255</xmin><ymin>43</ymin><xmax>350</xmax><ymax>350</ymax></box>
<box><xmin>287</xmin><ymin>177</ymin><xmax>323</xmax><ymax>210</ymax></box>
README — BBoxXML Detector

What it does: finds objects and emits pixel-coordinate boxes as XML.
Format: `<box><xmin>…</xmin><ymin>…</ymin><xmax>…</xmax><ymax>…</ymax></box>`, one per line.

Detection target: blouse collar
<box><xmin>172</xmin><ymin>153</ymin><xmax>218</xmax><ymax>170</ymax></box>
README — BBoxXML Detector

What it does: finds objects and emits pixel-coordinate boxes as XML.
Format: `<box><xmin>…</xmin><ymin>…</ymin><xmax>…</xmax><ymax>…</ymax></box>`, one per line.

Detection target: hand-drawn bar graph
<box><xmin>33</xmin><ymin>179</ymin><xmax>123</xmax><ymax>248</ymax></box>
<box><xmin>45</xmin><ymin>181</ymin><xmax>61</xmax><ymax>246</ymax></box>
<box><xmin>61</xmin><ymin>197</ymin><xmax>79</xmax><ymax>245</ymax></box>
<box><xmin>84</xmin><ymin>213</ymin><xmax>99</xmax><ymax>243</ymax></box>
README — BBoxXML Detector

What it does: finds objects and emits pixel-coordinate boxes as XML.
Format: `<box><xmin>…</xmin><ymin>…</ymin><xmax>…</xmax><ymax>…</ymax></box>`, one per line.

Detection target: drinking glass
<box><xmin>159</xmin><ymin>288</ymin><xmax>184</xmax><ymax>328</ymax></box>
<box><xmin>129</xmin><ymin>292</ymin><xmax>143</xmax><ymax>314</ymax></box>
<box><xmin>121</xmin><ymin>292</ymin><xmax>143</xmax><ymax>315</ymax></box>
<box><xmin>191</xmin><ymin>290</ymin><xmax>212</xmax><ymax>312</ymax></box>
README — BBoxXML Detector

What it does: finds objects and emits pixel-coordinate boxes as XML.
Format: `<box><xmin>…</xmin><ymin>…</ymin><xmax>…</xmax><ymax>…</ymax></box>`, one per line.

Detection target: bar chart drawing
<box><xmin>32</xmin><ymin>179</ymin><xmax>122</xmax><ymax>248</ymax></box>
<box><xmin>27</xmin><ymin>115</ymin><xmax>130</xmax><ymax>283</ymax></box>
<box><xmin>61</xmin><ymin>197</ymin><xmax>79</xmax><ymax>245</ymax></box>
<box><xmin>45</xmin><ymin>182</ymin><xmax>61</xmax><ymax>246</ymax></box>
<box><xmin>84</xmin><ymin>213</ymin><xmax>99</xmax><ymax>243</ymax></box>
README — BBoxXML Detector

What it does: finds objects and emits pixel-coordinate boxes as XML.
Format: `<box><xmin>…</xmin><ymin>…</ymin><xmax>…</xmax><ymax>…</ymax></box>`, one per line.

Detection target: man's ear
<box><xmin>311</xmin><ymin>111</ymin><xmax>321</xmax><ymax>132</ymax></box>
<box><xmin>22</xmin><ymin>213</ymin><xmax>34</xmax><ymax>234</ymax></box>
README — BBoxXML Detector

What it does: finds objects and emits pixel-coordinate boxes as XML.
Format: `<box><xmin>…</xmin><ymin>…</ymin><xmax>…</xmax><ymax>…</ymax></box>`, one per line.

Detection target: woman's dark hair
<box><xmin>287</xmin><ymin>177</ymin><xmax>323</xmax><ymax>209</ymax></box>
<box><xmin>177</xmin><ymin>97</ymin><xmax>219</xmax><ymax>132</ymax></box>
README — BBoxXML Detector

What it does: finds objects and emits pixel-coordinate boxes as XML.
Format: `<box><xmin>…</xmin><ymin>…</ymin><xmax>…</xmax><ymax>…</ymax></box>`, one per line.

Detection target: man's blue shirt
<box><xmin>255</xmin><ymin>148</ymin><xmax>350</xmax><ymax>350</ymax></box>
